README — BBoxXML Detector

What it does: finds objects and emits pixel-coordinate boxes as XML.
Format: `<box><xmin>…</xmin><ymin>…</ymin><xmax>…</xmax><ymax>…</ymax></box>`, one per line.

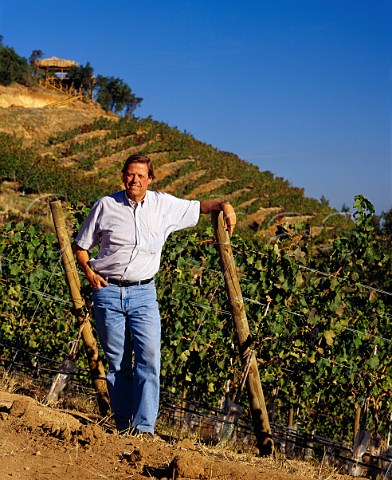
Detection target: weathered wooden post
<box><xmin>50</xmin><ymin>200</ymin><xmax>110</xmax><ymax>417</ymax></box>
<box><xmin>286</xmin><ymin>406</ymin><xmax>296</xmax><ymax>456</ymax></box>
<box><xmin>354</xmin><ymin>405</ymin><xmax>361</xmax><ymax>446</ymax></box>
<box><xmin>211</xmin><ymin>210</ymin><xmax>273</xmax><ymax>456</ymax></box>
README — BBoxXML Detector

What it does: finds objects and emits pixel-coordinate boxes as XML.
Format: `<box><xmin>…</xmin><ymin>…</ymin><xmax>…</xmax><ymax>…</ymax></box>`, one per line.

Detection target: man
<box><xmin>74</xmin><ymin>153</ymin><xmax>236</xmax><ymax>436</ymax></box>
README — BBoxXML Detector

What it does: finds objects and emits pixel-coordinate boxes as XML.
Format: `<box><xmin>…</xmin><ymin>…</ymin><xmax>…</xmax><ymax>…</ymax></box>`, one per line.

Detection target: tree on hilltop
<box><xmin>68</xmin><ymin>62</ymin><xmax>95</xmax><ymax>97</ymax></box>
<box><xmin>29</xmin><ymin>49</ymin><xmax>44</xmax><ymax>77</ymax></box>
<box><xmin>0</xmin><ymin>44</ymin><xmax>32</xmax><ymax>86</ymax></box>
<box><xmin>29</xmin><ymin>49</ymin><xmax>44</xmax><ymax>65</ymax></box>
<box><xmin>95</xmin><ymin>74</ymin><xmax>142</xmax><ymax>116</ymax></box>
<box><xmin>320</xmin><ymin>195</ymin><xmax>330</xmax><ymax>207</ymax></box>
<box><xmin>62</xmin><ymin>63</ymin><xmax>143</xmax><ymax>115</ymax></box>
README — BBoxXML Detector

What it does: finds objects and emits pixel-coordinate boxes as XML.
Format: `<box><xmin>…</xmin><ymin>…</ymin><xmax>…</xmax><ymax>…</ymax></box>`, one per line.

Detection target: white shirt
<box><xmin>75</xmin><ymin>190</ymin><xmax>200</xmax><ymax>281</ymax></box>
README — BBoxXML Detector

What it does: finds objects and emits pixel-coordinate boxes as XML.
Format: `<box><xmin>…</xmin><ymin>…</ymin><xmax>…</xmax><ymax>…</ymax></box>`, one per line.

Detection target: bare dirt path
<box><xmin>0</xmin><ymin>390</ymin><xmax>365</xmax><ymax>480</ymax></box>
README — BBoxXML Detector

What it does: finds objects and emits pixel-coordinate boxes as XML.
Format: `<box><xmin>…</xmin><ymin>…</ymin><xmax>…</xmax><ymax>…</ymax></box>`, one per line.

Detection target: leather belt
<box><xmin>107</xmin><ymin>278</ymin><xmax>153</xmax><ymax>287</ymax></box>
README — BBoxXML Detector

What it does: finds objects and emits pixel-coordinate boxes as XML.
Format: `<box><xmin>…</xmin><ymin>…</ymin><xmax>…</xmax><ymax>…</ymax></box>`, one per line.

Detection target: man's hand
<box><xmin>87</xmin><ymin>271</ymin><xmax>109</xmax><ymax>290</ymax></box>
<box><xmin>74</xmin><ymin>243</ymin><xmax>108</xmax><ymax>290</ymax></box>
<box><xmin>220</xmin><ymin>201</ymin><xmax>236</xmax><ymax>235</ymax></box>
<box><xmin>199</xmin><ymin>199</ymin><xmax>237</xmax><ymax>234</ymax></box>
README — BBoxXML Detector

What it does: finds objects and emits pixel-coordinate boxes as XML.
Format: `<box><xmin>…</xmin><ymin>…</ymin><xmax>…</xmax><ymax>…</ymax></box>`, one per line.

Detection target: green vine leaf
<box><xmin>323</xmin><ymin>330</ymin><xmax>336</xmax><ymax>345</ymax></box>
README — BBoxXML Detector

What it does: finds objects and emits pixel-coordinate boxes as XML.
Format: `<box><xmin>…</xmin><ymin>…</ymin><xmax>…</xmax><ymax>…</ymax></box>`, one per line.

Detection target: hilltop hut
<box><xmin>35</xmin><ymin>56</ymin><xmax>78</xmax><ymax>78</ymax></box>
<box><xmin>35</xmin><ymin>56</ymin><xmax>80</xmax><ymax>95</ymax></box>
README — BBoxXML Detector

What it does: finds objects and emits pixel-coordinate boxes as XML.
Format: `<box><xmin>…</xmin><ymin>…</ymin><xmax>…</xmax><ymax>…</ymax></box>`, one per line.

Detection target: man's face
<box><xmin>123</xmin><ymin>162</ymin><xmax>152</xmax><ymax>202</ymax></box>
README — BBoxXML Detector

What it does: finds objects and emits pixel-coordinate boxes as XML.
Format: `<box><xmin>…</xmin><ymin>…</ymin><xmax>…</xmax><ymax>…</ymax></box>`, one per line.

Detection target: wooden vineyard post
<box><xmin>50</xmin><ymin>200</ymin><xmax>110</xmax><ymax>417</ymax></box>
<box><xmin>353</xmin><ymin>405</ymin><xmax>361</xmax><ymax>446</ymax></box>
<box><xmin>211</xmin><ymin>211</ymin><xmax>274</xmax><ymax>456</ymax></box>
<box><xmin>288</xmin><ymin>406</ymin><xmax>294</xmax><ymax>428</ymax></box>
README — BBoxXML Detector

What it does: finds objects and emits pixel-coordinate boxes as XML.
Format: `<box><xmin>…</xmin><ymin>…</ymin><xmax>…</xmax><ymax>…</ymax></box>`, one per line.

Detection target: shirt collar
<box><xmin>124</xmin><ymin>190</ymin><xmax>146</xmax><ymax>208</ymax></box>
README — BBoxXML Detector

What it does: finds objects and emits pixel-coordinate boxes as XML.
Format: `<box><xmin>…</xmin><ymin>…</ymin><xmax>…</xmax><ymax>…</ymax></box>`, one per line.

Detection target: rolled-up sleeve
<box><xmin>167</xmin><ymin>196</ymin><xmax>200</xmax><ymax>232</ymax></box>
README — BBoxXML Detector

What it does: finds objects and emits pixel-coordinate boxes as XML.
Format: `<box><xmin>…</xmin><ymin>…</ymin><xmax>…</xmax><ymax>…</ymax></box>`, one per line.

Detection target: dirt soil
<box><xmin>0</xmin><ymin>84</ymin><xmax>115</xmax><ymax>143</ymax></box>
<box><xmin>0</xmin><ymin>390</ymin><xmax>366</xmax><ymax>480</ymax></box>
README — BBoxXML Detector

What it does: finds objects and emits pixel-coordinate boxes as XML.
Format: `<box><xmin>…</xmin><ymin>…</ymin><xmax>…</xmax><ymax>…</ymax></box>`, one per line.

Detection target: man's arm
<box><xmin>74</xmin><ymin>243</ymin><xmax>108</xmax><ymax>290</ymax></box>
<box><xmin>199</xmin><ymin>199</ymin><xmax>237</xmax><ymax>234</ymax></box>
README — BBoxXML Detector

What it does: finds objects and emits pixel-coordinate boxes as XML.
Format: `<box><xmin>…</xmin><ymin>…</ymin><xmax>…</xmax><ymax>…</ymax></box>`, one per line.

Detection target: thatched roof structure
<box><xmin>35</xmin><ymin>56</ymin><xmax>78</xmax><ymax>68</ymax></box>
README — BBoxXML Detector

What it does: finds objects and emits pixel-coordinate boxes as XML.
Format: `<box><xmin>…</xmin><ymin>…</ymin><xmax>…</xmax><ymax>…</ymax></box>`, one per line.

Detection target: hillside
<box><xmin>1</xmin><ymin>84</ymin><xmax>390</xmax><ymax>480</ymax></box>
<box><xmin>0</xmin><ymin>84</ymin><xmax>115</xmax><ymax>141</ymax></box>
<box><xmin>0</xmin><ymin>83</ymin><xmax>349</xmax><ymax>239</ymax></box>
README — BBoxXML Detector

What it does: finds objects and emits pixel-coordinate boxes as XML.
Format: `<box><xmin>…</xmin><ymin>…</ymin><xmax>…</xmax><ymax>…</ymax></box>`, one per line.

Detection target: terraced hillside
<box><xmin>0</xmin><ymin>84</ymin><xmax>350</xmax><ymax>239</ymax></box>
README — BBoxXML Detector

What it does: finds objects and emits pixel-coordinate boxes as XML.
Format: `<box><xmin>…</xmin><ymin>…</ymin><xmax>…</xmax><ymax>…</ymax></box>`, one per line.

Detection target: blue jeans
<box><xmin>92</xmin><ymin>281</ymin><xmax>161</xmax><ymax>434</ymax></box>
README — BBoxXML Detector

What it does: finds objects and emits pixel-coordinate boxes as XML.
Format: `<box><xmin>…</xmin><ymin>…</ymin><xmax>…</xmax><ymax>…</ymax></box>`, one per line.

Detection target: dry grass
<box><xmin>154</xmin><ymin>412</ymin><xmax>356</xmax><ymax>480</ymax></box>
<box><xmin>162</xmin><ymin>169</ymin><xmax>206</xmax><ymax>194</ymax></box>
<box><xmin>0</xmin><ymin>370</ymin><xmax>39</xmax><ymax>398</ymax></box>
<box><xmin>184</xmin><ymin>178</ymin><xmax>233</xmax><ymax>198</ymax></box>
<box><xmin>154</xmin><ymin>158</ymin><xmax>195</xmax><ymax>182</ymax></box>
<box><xmin>0</xmin><ymin>181</ymin><xmax>57</xmax><ymax>230</ymax></box>
<box><xmin>0</xmin><ymin>371</ymin><xmax>20</xmax><ymax>394</ymax></box>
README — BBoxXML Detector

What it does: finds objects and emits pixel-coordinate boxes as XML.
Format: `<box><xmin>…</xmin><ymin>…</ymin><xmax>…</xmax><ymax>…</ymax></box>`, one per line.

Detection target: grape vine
<box><xmin>0</xmin><ymin>195</ymin><xmax>390</xmax><ymax>443</ymax></box>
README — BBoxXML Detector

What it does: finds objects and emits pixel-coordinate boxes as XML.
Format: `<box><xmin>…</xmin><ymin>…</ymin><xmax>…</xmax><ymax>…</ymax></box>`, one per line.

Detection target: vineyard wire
<box><xmin>3</xmin><ymin>246</ymin><xmax>390</xmax><ymax>348</ymax></box>
<box><xmin>28</xmin><ymin>250</ymin><xmax>65</xmax><ymax>326</ymax></box>
<box><xmin>157</xmin><ymin>257</ymin><xmax>392</xmax><ymax>387</ymax></box>
<box><xmin>187</xmin><ymin>253</ymin><xmax>236</xmax><ymax>352</ymax></box>
<box><xmin>189</xmin><ymin>301</ymin><xmax>232</xmax><ymax>316</ymax></box>
<box><xmin>319</xmin><ymin>357</ymin><xmax>356</xmax><ymax>371</ymax></box>
<box><xmin>5</xmin><ymin>247</ymin><xmax>391</xmax><ymax>348</ymax></box>
<box><xmin>18</xmin><ymin>285</ymin><xmax>73</xmax><ymax>306</ymax></box>
<box><xmin>0</xmin><ymin>254</ymin><xmax>65</xmax><ymax>278</ymax></box>
<box><xmin>7</xmin><ymin>255</ymin><xmax>392</xmax><ymax>352</ymax></box>
<box><xmin>335</xmin><ymin>325</ymin><xmax>391</xmax><ymax>344</ymax></box>
<box><xmin>3</xmin><ymin>229</ymin><xmax>391</xmax><ymax>345</ymax></box>
<box><xmin>298</xmin><ymin>265</ymin><xmax>392</xmax><ymax>298</ymax></box>
<box><xmin>172</xmin><ymin>268</ymin><xmax>391</xmax><ymax>347</ymax></box>
<box><xmin>8</xmin><ymin>257</ymin><xmax>392</xmax><ymax>348</ymax></box>
<box><xmin>5</xmin><ymin>232</ymin><xmax>383</xmax><ymax>305</ymax></box>
<box><xmin>228</xmin><ymin>242</ymin><xmax>392</xmax><ymax>299</ymax></box>
<box><xmin>240</xmin><ymin>292</ymin><xmax>391</xmax><ymax>346</ymax></box>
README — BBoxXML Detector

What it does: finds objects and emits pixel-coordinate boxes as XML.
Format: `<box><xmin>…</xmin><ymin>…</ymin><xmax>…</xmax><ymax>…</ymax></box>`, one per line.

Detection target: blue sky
<box><xmin>1</xmin><ymin>0</ymin><xmax>391</xmax><ymax>214</ymax></box>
